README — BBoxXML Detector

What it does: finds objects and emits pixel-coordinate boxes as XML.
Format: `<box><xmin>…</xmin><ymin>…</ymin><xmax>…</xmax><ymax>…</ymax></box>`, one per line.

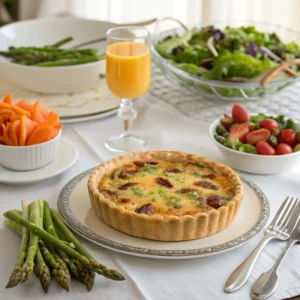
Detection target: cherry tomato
<box><xmin>232</xmin><ymin>104</ymin><xmax>250</xmax><ymax>123</ymax></box>
<box><xmin>246</xmin><ymin>129</ymin><xmax>271</xmax><ymax>146</ymax></box>
<box><xmin>256</xmin><ymin>141</ymin><xmax>275</xmax><ymax>155</ymax></box>
<box><xmin>279</xmin><ymin>129</ymin><xmax>296</xmax><ymax>146</ymax></box>
<box><xmin>228</xmin><ymin>124</ymin><xmax>249</xmax><ymax>142</ymax></box>
<box><xmin>276</xmin><ymin>143</ymin><xmax>293</xmax><ymax>155</ymax></box>
<box><xmin>259</xmin><ymin>119</ymin><xmax>278</xmax><ymax>132</ymax></box>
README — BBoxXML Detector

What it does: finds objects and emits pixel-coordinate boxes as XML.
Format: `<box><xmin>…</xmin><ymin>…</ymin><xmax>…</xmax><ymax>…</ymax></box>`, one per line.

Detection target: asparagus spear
<box><xmin>34</xmin><ymin>55</ymin><xmax>100</xmax><ymax>67</ymax></box>
<box><xmin>4</xmin><ymin>219</ymin><xmax>22</xmax><ymax>234</ymax></box>
<box><xmin>4</xmin><ymin>209</ymin><xmax>125</xmax><ymax>281</ymax></box>
<box><xmin>19</xmin><ymin>201</ymin><xmax>40</xmax><ymax>283</ymax></box>
<box><xmin>40</xmin><ymin>201</ymin><xmax>71</xmax><ymax>291</ymax></box>
<box><xmin>54</xmin><ymin>222</ymin><xmax>95</xmax><ymax>291</ymax></box>
<box><xmin>50</xmin><ymin>36</ymin><xmax>74</xmax><ymax>48</ymax></box>
<box><xmin>38</xmin><ymin>240</ymin><xmax>71</xmax><ymax>291</ymax></box>
<box><xmin>34</xmin><ymin>247</ymin><xmax>51</xmax><ymax>293</ymax></box>
<box><xmin>34</xmin><ymin>200</ymin><xmax>51</xmax><ymax>293</ymax></box>
<box><xmin>43</xmin><ymin>201</ymin><xmax>79</xmax><ymax>279</ymax></box>
<box><xmin>3</xmin><ymin>217</ymin><xmax>70</xmax><ymax>291</ymax></box>
<box><xmin>50</xmin><ymin>209</ymin><xmax>125</xmax><ymax>281</ymax></box>
<box><xmin>6</xmin><ymin>201</ymin><xmax>30</xmax><ymax>288</ymax></box>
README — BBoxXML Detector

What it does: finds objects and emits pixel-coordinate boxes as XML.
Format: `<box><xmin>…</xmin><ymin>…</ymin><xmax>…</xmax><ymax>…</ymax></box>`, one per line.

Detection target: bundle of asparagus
<box><xmin>3</xmin><ymin>199</ymin><xmax>125</xmax><ymax>293</ymax></box>
<box><xmin>0</xmin><ymin>36</ymin><xmax>105</xmax><ymax>67</ymax></box>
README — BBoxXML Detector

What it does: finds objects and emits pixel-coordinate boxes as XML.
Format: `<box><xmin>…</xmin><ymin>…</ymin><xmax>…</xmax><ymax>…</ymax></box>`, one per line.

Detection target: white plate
<box><xmin>0</xmin><ymin>138</ymin><xmax>78</xmax><ymax>184</ymax></box>
<box><xmin>58</xmin><ymin>169</ymin><xmax>270</xmax><ymax>259</ymax></box>
<box><xmin>0</xmin><ymin>80</ymin><xmax>120</xmax><ymax>119</ymax></box>
<box><xmin>60</xmin><ymin>108</ymin><xmax>118</xmax><ymax>124</ymax></box>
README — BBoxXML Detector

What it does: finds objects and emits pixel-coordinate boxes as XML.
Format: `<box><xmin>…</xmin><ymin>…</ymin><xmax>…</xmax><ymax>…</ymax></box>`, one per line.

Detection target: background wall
<box><xmin>19</xmin><ymin>0</ymin><xmax>300</xmax><ymax>31</ymax></box>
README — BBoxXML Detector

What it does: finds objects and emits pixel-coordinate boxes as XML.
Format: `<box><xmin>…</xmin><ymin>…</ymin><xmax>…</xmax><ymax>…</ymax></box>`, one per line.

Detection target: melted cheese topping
<box><xmin>98</xmin><ymin>161</ymin><xmax>234</xmax><ymax>216</ymax></box>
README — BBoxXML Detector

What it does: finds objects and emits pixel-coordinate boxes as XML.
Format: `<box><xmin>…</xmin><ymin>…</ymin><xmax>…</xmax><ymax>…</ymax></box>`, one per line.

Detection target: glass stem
<box><xmin>117</xmin><ymin>99</ymin><xmax>137</xmax><ymax>137</ymax></box>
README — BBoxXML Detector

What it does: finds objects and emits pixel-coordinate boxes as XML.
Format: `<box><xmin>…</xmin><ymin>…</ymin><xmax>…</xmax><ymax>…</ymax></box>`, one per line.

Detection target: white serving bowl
<box><xmin>209</xmin><ymin>119</ymin><xmax>300</xmax><ymax>175</ymax></box>
<box><xmin>0</xmin><ymin>17</ymin><xmax>114</xmax><ymax>93</ymax></box>
<box><xmin>0</xmin><ymin>130</ymin><xmax>61</xmax><ymax>171</ymax></box>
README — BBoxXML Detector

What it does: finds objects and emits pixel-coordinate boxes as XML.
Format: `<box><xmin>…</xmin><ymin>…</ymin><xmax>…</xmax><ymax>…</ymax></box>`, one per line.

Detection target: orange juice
<box><xmin>106</xmin><ymin>42</ymin><xmax>151</xmax><ymax>99</ymax></box>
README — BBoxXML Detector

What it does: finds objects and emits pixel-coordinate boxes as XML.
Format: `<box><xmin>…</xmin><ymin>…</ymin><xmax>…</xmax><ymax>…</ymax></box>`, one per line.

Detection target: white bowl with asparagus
<box><xmin>0</xmin><ymin>17</ymin><xmax>111</xmax><ymax>93</ymax></box>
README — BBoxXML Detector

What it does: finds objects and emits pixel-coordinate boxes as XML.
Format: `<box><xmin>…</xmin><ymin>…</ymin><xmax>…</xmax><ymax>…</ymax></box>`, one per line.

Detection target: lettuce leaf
<box><xmin>156</xmin><ymin>38</ymin><xmax>188</xmax><ymax>59</ymax></box>
<box><xmin>210</xmin><ymin>52</ymin><xmax>276</xmax><ymax>79</ymax></box>
<box><xmin>175</xmin><ymin>45</ymin><xmax>213</xmax><ymax>64</ymax></box>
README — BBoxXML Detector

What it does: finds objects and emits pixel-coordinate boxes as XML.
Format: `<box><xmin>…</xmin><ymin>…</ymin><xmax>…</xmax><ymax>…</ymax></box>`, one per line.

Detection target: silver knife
<box><xmin>251</xmin><ymin>221</ymin><xmax>300</xmax><ymax>300</ymax></box>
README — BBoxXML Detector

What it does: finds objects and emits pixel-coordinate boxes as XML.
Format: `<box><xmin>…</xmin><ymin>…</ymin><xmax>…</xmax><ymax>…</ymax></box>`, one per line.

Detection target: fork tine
<box><xmin>269</xmin><ymin>196</ymin><xmax>290</xmax><ymax>227</ymax></box>
<box><xmin>281</xmin><ymin>198</ymin><xmax>299</xmax><ymax>230</ymax></box>
<box><xmin>273</xmin><ymin>197</ymin><xmax>294</xmax><ymax>228</ymax></box>
<box><xmin>284</xmin><ymin>198</ymin><xmax>300</xmax><ymax>234</ymax></box>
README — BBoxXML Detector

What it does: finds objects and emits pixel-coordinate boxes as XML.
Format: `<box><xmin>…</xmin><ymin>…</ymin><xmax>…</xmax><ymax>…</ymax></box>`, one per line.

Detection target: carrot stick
<box><xmin>0</xmin><ymin>103</ymin><xmax>30</xmax><ymax>118</ymax></box>
<box><xmin>2</xmin><ymin>124</ymin><xmax>13</xmax><ymax>146</ymax></box>
<box><xmin>19</xmin><ymin>116</ymin><xmax>27</xmax><ymax>146</ymax></box>
<box><xmin>9</xmin><ymin>120</ymin><xmax>20</xmax><ymax>146</ymax></box>
<box><xmin>27</xmin><ymin>124</ymin><xmax>52</xmax><ymax>146</ymax></box>
<box><xmin>3</xmin><ymin>94</ymin><xmax>13</xmax><ymax>105</ymax></box>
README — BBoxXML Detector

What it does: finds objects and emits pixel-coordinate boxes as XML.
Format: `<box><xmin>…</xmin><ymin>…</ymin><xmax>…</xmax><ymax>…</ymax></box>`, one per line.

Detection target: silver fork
<box><xmin>224</xmin><ymin>197</ymin><xmax>300</xmax><ymax>293</ymax></box>
<box><xmin>251</xmin><ymin>206</ymin><xmax>300</xmax><ymax>300</ymax></box>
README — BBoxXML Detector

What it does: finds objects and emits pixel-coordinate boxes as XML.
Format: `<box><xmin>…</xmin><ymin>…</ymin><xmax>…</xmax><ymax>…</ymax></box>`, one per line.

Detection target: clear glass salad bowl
<box><xmin>151</xmin><ymin>18</ymin><xmax>300</xmax><ymax>101</ymax></box>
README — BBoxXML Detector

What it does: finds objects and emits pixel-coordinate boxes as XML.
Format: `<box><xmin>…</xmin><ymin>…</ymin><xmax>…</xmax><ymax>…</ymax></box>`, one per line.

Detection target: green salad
<box><xmin>155</xmin><ymin>25</ymin><xmax>300</xmax><ymax>81</ymax></box>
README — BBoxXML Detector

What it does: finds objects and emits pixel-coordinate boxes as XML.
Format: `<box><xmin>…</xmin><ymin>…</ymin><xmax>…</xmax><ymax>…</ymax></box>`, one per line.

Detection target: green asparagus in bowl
<box><xmin>0</xmin><ymin>36</ymin><xmax>105</xmax><ymax>67</ymax></box>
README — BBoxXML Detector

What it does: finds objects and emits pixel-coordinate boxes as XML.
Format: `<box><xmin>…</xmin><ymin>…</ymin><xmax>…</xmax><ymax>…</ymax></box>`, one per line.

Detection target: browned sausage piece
<box><xmin>135</xmin><ymin>203</ymin><xmax>155</xmax><ymax>215</ymax></box>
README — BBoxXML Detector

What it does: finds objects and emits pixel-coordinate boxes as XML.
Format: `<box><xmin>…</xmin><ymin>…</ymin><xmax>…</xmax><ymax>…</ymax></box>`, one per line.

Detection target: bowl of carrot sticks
<box><xmin>0</xmin><ymin>94</ymin><xmax>62</xmax><ymax>171</ymax></box>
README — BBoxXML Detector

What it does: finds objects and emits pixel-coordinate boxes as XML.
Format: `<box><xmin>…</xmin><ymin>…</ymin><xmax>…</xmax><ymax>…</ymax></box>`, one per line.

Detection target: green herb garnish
<box><xmin>192</xmin><ymin>171</ymin><xmax>202</xmax><ymax>177</ymax></box>
<box><xmin>175</xmin><ymin>177</ymin><xmax>186</xmax><ymax>183</ymax></box>
<box><xmin>171</xmin><ymin>202</ymin><xmax>182</xmax><ymax>209</ymax></box>
<box><xmin>130</xmin><ymin>187</ymin><xmax>144</xmax><ymax>197</ymax></box>
<box><xmin>187</xmin><ymin>191</ymin><xmax>200</xmax><ymax>199</ymax></box>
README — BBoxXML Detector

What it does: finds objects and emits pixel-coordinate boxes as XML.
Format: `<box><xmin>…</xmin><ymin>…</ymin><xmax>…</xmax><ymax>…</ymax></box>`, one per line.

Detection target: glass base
<box><xmin>104</xmin><ymin>133</ymin><xmax>147</xmax><ymax>155</ymax></box>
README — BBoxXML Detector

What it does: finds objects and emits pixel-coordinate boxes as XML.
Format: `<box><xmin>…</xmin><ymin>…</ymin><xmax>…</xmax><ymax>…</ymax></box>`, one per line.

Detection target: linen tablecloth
<box><xmin>0</xmin><ymin>95</ymin><xmax>300</xmax><ymax>300</ymax></box>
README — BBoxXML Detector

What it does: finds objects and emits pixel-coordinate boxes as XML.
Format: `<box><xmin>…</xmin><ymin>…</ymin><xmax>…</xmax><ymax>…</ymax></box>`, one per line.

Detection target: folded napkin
<box><xmin>72</xmin><ymin>95</ymin><xmax>300</xmax><ymax>300</ymax></box>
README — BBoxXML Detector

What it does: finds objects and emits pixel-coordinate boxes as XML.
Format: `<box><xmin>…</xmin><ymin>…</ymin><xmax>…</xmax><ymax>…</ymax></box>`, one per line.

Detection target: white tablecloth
<box><xmin>0</xmin><ymin>95</ymin><xmax>300</xmax><ymax>300</ymax></box>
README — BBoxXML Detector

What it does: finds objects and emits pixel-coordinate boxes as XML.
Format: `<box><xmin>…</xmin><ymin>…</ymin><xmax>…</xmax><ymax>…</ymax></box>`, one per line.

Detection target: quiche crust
<box><xmin>88</xmin><ymin>151</ymin><xmax>242</xmax><ymax>241</ymax></box>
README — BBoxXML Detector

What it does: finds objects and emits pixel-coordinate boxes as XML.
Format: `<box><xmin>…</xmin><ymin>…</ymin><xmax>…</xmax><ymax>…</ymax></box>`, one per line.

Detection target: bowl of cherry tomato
<box><xmin>209</xmin><ymin>104</ymin><xmax>300</xmax><ymax>174</ymax></box>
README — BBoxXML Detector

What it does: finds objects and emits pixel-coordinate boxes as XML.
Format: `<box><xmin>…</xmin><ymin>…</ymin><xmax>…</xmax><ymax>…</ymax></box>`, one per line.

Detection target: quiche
<box><xmin>88</xmin><ymin>151</ymin><xmax>242</xmax><ymax>241</ymax></box>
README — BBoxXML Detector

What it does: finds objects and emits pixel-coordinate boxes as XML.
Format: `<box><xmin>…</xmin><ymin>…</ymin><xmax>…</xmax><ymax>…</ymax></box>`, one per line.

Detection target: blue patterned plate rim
<box><xmin>57</xmin><ymin>168</ymin><xmax>270</xmax><ymax>258</ymax></box>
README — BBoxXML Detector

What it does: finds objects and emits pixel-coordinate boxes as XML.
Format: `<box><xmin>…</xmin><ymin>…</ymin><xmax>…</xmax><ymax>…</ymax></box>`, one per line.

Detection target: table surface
<box><xmin>0</xmin><ymin>95</ymin><xmax>300</xmax><ymax>300</ymax></box>
<box><xmin>1</xmin><ymin>21</ymin><xmax>300</xmax><ymax>300</ymax></box>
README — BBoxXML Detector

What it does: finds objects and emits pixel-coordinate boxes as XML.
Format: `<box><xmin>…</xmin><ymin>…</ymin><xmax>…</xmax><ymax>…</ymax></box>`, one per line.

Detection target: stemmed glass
<box><xmin>105</xmin><ymin>27</ymin><xmax>151</xmax><ymax>154</ymax></box>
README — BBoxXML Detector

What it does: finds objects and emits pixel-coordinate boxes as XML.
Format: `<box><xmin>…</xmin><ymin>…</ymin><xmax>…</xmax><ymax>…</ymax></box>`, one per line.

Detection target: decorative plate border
<box><xmin>57</xmin><ymin>168</ymin><xmax>270</xmax><ymax>258</ymax></box>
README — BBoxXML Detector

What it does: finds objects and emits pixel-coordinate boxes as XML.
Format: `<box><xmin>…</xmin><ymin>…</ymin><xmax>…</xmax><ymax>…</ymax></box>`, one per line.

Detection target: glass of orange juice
<box><xmin>105</xmin><ymin>27</ymin><xmax>151</xmax><ymax>154</ymax></box>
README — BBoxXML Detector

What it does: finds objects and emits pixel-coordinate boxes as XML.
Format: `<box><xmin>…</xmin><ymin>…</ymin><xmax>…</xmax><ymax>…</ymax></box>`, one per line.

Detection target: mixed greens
<box><xmin>0</xmin><ymin>36</ymin><xmax>105</xmax><ymax>67</ymax></box>
<box><xmin>155</xmin><ymin>25</ymin><xmax>300</xmax><ymax>81</ymax></box>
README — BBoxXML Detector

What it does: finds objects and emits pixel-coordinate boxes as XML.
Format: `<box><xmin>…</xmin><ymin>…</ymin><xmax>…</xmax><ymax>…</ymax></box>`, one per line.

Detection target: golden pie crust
<box><xmin>88</xmin><ymin>151</ymin><xmax>242</xmax><ymax>241</ymax></box>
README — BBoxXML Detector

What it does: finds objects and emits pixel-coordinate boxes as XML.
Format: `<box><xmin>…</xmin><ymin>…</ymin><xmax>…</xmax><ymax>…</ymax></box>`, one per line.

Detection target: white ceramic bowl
<box><xmin>0</xmin><ymin>130</ymin><xmax>61</xmax><ymax>171</ymax></box>
<box><xmin>0</xmin><ymin>17</ymin><xmax>114</xmax><ymax>93</ymax></box>
<box><xmin>209</xmin><ymin>119</ymin><xmax>300</xmax><ymax>175</ymax></box>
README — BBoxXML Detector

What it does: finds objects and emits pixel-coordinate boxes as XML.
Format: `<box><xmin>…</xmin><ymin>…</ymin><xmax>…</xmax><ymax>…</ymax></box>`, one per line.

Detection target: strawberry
<box><xmin>259</xmin><ymin>119</ymin><xmax>278</xmax><ymax>131</ymax></box>
<box><xmin>246</xmin><ymin>129</ymin><xmax>271</xmax><ymax>146</ymax></box>
<box><xmin>279</xmin><ymin>129</ymin><xmax>296</xmax><ymax>146</ymax></box>
<box><xmin>232</xmin><ymin>104</ymin><xmax>250</xmax><ymax>123</ymax></box>
<box><xmin>228</xmin><ymin>124</ymin><xmax>249</xmax><ymax>143</ymax></box>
